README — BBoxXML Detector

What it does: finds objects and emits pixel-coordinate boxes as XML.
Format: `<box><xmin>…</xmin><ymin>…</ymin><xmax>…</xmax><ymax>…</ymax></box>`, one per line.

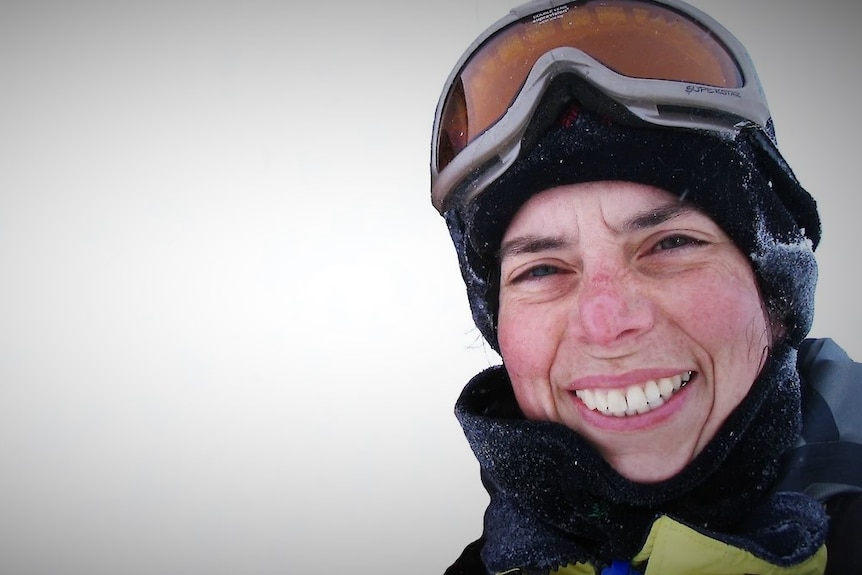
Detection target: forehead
<box><xmin>503</xmin><ymin>181</ymin><xmax>685</xmax><ymax>238</ymax></box>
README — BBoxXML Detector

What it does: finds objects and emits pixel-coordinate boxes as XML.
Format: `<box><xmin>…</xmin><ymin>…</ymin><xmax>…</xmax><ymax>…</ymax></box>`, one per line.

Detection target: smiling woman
<box><xmin>498</xmin><ymin>182</ymin><xmax>771</xmax><ymax>483</ymax></box>
<box><xmin>429</xmin><ymin>0</ymin><xmax>862</xmax><ymax>573</ymax></box>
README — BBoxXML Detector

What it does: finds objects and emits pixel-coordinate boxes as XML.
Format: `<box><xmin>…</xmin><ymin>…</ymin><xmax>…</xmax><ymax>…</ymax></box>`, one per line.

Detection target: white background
<box><xmin>1</xmin><ymin>1</ymin><xmax>860</xmax><ymax>573</ymax></box>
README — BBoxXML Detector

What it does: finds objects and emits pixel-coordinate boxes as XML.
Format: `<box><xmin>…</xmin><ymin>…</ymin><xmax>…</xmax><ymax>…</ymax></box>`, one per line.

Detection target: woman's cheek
<box><xmin>499</xmin><ymin>304</ymin><xmax>564</xmax><ymax>421</ymax></box>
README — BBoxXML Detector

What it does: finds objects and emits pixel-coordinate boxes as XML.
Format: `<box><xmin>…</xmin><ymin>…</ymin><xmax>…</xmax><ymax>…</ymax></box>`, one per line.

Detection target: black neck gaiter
<box><xmin>455</xmin><ymin>343</ymin><xmax>828</xmax><ymax>573</ymax></box>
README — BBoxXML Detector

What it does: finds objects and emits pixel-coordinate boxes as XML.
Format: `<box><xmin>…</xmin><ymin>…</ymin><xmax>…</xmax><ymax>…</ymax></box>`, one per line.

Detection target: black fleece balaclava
<box><xmin>444</xmin><ymin>103</ymin><xmax>820</xmax><ymax>353</ymax></box>
<box><xmin>454</xmin><ymin>345</ymin><xmax>829</xmax><ymax>568</ymax></box>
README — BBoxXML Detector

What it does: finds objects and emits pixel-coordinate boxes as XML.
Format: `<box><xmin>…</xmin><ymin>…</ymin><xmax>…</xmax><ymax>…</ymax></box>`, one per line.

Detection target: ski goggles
<box><xmin>430</xmin><ymin>0</ymin><xmax>772</xmax><ymax>214</ymax></box>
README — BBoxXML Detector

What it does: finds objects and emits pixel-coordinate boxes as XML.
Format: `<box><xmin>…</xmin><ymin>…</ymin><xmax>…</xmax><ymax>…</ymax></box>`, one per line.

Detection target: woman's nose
<box><xmin>575</xmin><ymin>272</ymin><xmax>653</xmax><ymax>346</ymax></box>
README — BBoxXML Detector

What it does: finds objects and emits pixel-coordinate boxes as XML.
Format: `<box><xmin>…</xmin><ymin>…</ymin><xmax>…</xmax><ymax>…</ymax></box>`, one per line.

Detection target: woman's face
<box><xmin>497</xmin><ymin>181</ymin><xmax>770</xmax><ymax>483</ymax></box>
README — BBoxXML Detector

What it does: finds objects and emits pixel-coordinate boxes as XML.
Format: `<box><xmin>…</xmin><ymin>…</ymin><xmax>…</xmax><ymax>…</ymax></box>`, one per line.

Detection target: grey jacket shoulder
<box><xmin>778</xmin><ymin>338</ymin><xmax>862</xmax><ymax>500</ymax></box>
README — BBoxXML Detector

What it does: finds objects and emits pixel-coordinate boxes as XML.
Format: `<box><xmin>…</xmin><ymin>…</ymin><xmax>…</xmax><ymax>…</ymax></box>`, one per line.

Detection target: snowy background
<box><xmin>1</xmin><ymin>1</ymin><xmax>860</xmax><ymax>573</ymax></box>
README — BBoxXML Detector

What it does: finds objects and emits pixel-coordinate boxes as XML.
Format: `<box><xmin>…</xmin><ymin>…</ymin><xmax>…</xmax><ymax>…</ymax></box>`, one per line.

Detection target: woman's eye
<box><xmin>529</xmin><ymin>264</ymin><xmax>558</xmax><ymax>277</ymax></box>
<box><xmin>653</xmin><ymin>234</ymin><xmax>703</xmax><ymax>252</ymax></box>
<box><xmin>514</xmin><ymin>264</ymin><xmax>559</xmax><ymax>282</ymax></box>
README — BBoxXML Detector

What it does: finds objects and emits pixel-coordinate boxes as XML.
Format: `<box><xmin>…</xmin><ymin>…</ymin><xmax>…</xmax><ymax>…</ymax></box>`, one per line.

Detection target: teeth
<box><xmin>658</xmin><ymin>377</ymin><xmax>674</xmax><ymax>396</ymax></box>
<box><xmin>625</xmin><ymin>386</ymin><xmax>648</xmax><ymax>414</ymax></box>
<box><xmin>580</xmin><ymin>389</ymin><xmax>597</xmax><ymax>411</ymax></box>
<box><xmin>575</xmin><ymin>372</ymin><xmax>692</xmax><ymax>418</ymax></box>
<box><xmin>644</xmin><ymin>380</ymin><xmax>661</xmax><ymax>403</ymax></box>
<box><xmin>607</xmin><ymin>389</ymin><xmax>627</xmax><ymax>416</ymax></box>
<box><xmin>593</xmin><ymin>389</ymin><xmax>608</xmax><ymax>413</ymax></box>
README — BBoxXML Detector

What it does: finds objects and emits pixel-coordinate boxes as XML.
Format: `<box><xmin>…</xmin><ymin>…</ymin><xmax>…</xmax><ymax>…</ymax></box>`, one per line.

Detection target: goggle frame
<box><xmin>430</xmin><ymin>0</ymin><xmax>773</xmax><ymax>214</ymax></box>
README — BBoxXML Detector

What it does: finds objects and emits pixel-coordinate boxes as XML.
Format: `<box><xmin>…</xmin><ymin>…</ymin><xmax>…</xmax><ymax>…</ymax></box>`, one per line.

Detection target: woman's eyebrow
<box><xmin>622</xmin><ymin>202</ymin><xmax>695</xmax><ymax>232</ymax></box>
<box><xmin>499</xmin><ymin>235</ymin><xmax>569</xmax><ymax>260</ymax></box>
<box><xmin>499</xmin><ymin>202</ymin><xmax>696</xmax><ymax>259</ymax></box>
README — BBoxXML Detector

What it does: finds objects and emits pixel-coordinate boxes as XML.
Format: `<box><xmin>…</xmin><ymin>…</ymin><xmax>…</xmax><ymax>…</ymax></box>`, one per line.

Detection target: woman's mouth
<box><xmin>574</xmin><ymin>371</ymin><xmax>693</xmax><ymax>417</ymax></box>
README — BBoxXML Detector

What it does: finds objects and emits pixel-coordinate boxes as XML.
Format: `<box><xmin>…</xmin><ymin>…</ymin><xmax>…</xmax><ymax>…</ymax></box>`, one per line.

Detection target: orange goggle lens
<box><xmin>435</xmin><ymin>0</ymin><xmax>744</xmax><ymax>173</ymax></box>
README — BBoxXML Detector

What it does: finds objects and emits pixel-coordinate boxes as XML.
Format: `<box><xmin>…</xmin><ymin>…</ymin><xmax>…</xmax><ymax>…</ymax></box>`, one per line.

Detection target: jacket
<box><xmin>444</xmin><ymin>339</ymin><xmax>862</xmax><ymax>575</ymax></box>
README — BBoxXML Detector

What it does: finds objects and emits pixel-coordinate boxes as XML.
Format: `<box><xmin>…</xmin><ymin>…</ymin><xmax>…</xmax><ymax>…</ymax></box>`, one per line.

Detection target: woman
<box><xmin>429</xmin><ymin>0</ymin><xmax>862</xmax><ymax>573</ymax></box>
